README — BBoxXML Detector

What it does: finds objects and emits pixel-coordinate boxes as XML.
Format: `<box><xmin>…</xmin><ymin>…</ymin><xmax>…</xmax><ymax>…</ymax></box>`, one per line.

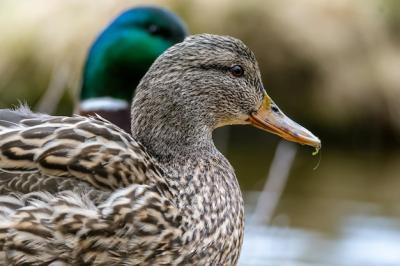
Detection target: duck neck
<box><xmin>80</xmin><ymin>49</ymin><xmax>146</xmax><ymax>105</ymax></box>
<box><xmin>131</xmin><ymin>93</ymin><xmax>244</xmax><ymax>265</ymax></box>
<box><xmin>130</xmin><ymin>90</ymin><xmax>220</xmax><ymax>165</ymax></box>
<box><xmin>78</xmin><ymin>46</ymin><xmax>142</xmax><ymax>133</ymax></box>
<box><xmin>132</xmin><ymin>114</ymin><xmax>216</xmax><ymax>165</ymax></box>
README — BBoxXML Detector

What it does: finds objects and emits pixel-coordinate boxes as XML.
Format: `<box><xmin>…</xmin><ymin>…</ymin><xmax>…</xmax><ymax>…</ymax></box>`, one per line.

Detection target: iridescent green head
<box><xmin>80</xmin><ymin>6</ymin><xmax>187</xmax><ymax>112</ymax></box>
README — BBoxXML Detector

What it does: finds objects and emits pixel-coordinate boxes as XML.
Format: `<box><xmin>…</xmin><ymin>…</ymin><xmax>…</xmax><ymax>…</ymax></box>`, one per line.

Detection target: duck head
<box><xmin>79</xmin><ymin>6</ymin><xmax>188</xmax><ymax>132</ymax></box>
<box><xmin>131</xmin><ymin>34</ymin><xmax>320</xmax><ymax>162</ymax></box>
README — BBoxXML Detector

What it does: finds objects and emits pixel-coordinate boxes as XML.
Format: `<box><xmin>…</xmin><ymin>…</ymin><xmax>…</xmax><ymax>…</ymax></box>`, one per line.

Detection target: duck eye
<box><xmin>148</xmin><ymin>24</ymin><xmax>161</xmax><ymax>35</ymax></box>
<box><xmin>229</xmin><ymin>65</ymin><xmax>244</xmax><ymax>77</ymax></box>
<box><xmin>147</xmin><ymin>24</ymin><xmax>171</xmax><ymax>39</ymax></box>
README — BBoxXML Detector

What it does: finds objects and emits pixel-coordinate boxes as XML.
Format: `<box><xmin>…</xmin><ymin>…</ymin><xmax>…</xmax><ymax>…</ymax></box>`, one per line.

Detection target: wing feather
<box><xmin>0</xmin><ymin>109</ymin><xmax>163</xmax><ymax>196</ymax></box>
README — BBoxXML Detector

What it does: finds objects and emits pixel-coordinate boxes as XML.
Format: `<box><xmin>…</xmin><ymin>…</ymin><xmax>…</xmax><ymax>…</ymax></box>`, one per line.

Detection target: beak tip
<box><xmin>306</xmin><ymin>133</ymin><xmax>321</xmax><ymax>149</ymax></box>
<box><xmin>314</xmin><ymin>139</ymin><xmax>321</xmax><ymax>149</ymax></box>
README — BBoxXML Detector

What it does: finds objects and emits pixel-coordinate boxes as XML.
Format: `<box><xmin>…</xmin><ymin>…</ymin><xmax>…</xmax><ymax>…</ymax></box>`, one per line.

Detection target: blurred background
<box><xmin>0</xmin><ymin>0</ymin><xmax>399</xmax><ymax>265</ymax></box>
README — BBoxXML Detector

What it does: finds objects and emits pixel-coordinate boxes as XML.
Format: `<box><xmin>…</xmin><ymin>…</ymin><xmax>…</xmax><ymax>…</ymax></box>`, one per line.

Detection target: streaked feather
<box><xmin>0</xmin><ymin>108</ymin><xmax>164</xmax><ymax>198</ymax></box>
<box><xmin>0</xmin><ymin>185</ymin><xmax>183</xmax><ymax>265</ymax></box>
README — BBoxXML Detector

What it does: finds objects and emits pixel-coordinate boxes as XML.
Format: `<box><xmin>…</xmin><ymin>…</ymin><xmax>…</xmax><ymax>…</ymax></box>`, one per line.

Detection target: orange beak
<box><xmin>248</xmin><ymin>93</ymin><xmax>321</xmax><ymax>149</ymax></box>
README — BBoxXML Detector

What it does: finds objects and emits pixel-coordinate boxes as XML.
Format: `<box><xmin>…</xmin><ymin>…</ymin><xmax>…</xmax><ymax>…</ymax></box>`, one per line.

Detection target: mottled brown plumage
<box><xmin>0</xmin><ymin>34</ymin><xmax>320</xmax><ymax>265</ymax></box>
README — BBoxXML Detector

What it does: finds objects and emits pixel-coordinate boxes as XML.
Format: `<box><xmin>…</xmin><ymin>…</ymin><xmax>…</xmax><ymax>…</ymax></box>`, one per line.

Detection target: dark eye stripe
<box><xmin>198</xmin><ymin>64</ymin><xmax>230</xmax><ymax>72</ymax></box>
<box><xmin>198</xmin><ymin>64</ymin><xmax>246</xmax><ymax>79</ymax></box>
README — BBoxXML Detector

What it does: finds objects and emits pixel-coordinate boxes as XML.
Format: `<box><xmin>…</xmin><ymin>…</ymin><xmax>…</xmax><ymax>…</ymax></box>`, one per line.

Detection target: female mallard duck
<box><xmin>0</xmin><ymin>34</ymin><xmax>320</xmax><ymax>265</ymax></box>
<box><xmin>78</xmin><ymin>6</ymin><xmax>187</xmax><ymax>132</ymax></box>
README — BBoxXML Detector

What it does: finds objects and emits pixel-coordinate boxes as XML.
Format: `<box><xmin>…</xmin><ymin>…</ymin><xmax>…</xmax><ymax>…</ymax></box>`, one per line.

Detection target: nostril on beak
<box><xmin>271</xmin><ymin>105</ymin><xmax>279</xmax><ymax>113</ymax></box>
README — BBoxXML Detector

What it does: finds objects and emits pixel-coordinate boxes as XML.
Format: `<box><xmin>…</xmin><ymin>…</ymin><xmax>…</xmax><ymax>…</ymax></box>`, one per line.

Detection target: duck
<box><xmin>78</xmin><ymin>6</ymin><xmax>187</xmax><ymax>133</ymax></box>
<box><xmin>0</xmin><ymin>34</ymin><xmax>320</xmax><ymax>265</ymax></box>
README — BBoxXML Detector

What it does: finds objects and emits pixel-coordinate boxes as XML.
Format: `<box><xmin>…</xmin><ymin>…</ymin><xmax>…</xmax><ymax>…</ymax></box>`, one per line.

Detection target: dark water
<box><xmin>215</xmin><ymin>128</ymin><xmax>400</xmax><ymax>266</ymax></box>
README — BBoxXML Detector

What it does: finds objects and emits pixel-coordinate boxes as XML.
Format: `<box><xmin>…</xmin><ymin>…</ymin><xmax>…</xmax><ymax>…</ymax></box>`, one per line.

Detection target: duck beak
<box><xmin>248</xmin><ymin>93</ymin><xmax>321</xmax><ymax>149</ymax></box>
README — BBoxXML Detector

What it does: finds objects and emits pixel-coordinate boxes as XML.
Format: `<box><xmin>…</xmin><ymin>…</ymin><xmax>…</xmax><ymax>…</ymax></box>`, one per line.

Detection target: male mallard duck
<box><xmin>78</xmin><ymin>6</ymin><xmax>187</xmax><ymax>132</ymax></box>
<box><xmin>0</xmin><ymin>34</ymin><xmax>320</xmax><ymax>265</ymax></box>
